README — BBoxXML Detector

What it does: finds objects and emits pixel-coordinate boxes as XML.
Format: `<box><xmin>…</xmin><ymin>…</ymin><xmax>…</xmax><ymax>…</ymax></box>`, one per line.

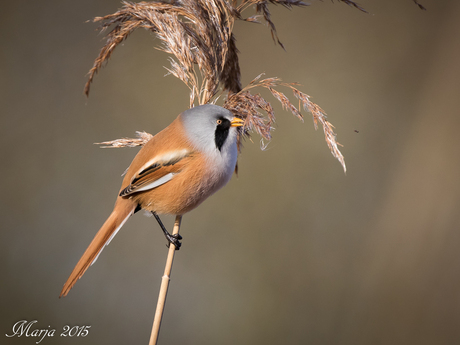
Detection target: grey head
<box><xmin>180</xmin><ymin>104</ymin><xmax>240</xmax><ymax>155</ymax></box>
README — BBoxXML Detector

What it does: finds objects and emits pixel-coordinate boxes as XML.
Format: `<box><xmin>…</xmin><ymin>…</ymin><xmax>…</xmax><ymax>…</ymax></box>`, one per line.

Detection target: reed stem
<box><xmin>149</xmin><ymin>215</ymin><xmax>182</xmax><ymax>345</ymax></box>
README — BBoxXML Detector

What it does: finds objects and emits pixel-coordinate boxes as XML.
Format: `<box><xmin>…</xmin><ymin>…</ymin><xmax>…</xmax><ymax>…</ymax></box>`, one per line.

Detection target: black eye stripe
<box><xmin>214</xmin><ymin>117</ymin><xmax>231</xmax><ymax>151</ymax></box>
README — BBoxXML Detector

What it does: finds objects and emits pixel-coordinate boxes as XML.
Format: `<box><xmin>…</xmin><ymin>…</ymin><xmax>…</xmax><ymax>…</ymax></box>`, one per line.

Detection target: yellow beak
<box><xmin>230</xmin><ymin>117</ymin><xmax>245</xmax><ymax>127</ymax></box>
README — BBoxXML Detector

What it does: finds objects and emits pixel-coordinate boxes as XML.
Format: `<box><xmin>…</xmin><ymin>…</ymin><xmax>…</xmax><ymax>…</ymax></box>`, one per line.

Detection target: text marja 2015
<box><xmin>5</xmin><ymin>320</ymin><xmax>90</xmax><ymax>344</ymax></box>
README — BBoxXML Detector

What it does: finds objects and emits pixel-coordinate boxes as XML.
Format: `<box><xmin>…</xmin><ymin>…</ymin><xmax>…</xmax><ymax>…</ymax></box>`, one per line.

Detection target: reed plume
<box><xmin>85</xmin><ymin>0</ymin><xmax>424</xmax><ymax>172</ymax></box>
<box><xmin>88</xmin><ymin>1</ymin><xmax>351</xmax><ymax>171</ymax></box>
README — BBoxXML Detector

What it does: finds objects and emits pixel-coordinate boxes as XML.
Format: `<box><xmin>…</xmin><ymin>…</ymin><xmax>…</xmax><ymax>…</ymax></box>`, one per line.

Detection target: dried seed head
<box><xmin>86</xmin><ymin>0</ymin><xmax>351</xmax><ymax>172</ymax></box>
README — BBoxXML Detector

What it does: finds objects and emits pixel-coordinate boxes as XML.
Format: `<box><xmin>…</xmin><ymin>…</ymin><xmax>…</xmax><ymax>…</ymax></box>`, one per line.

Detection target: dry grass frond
<box><xmin>84</xmin><ymin>0</ymin><xmax>318</xmax><ymax>99</ymax></box>
<box><xmin>84</xmin><ymin>0</ymin><xmax>375</xmax><ymax>171</ymax></box>
<box><xmin>84</xmin><ymin>0</ymin><xmax>240</xmax><ymax>105</ymax></box>
<box><xmin>224</xmin><ymin>75</ymin><xmax>346</xmax><ymax>172</ymax></box>
<box><xmin>95</xmin><ymin>131</ymin><xmax>153</xmax><ymax>148</ymax></box>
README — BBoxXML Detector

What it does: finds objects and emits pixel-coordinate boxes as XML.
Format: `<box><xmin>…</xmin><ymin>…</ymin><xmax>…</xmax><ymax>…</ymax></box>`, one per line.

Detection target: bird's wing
<box><xmin>119</xmin><ymin>149</ymin><xmax>193</xmax><ymax>197</ymax></box>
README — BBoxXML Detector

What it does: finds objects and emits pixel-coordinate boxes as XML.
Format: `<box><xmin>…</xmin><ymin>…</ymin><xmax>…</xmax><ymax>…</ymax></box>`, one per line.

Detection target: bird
<box><xmin>60</xmin><ymin>104</ymin><xmax>244</xmax><ymax>297</ymax></box>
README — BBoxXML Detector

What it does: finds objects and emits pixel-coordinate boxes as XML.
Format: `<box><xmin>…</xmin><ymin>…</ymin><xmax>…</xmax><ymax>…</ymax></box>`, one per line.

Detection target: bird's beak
<box><xmin>230</xmin><ymin>117</ymin><xmax>244</xmax><ymax>127</ymax></box>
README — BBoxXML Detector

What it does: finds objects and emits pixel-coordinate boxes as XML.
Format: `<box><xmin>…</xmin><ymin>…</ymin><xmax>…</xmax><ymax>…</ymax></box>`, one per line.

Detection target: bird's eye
<box><xmin>216</xmin><ymin>119</ymin><xmax>222</xmax><ymax>125</ymax></box>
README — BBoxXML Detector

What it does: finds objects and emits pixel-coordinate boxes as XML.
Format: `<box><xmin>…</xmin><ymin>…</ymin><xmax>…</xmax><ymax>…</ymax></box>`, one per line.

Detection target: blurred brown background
<box><xmin>1</xmin><ymin>0</ymin><xmax>460</xmax><ymax>344</ymax></box>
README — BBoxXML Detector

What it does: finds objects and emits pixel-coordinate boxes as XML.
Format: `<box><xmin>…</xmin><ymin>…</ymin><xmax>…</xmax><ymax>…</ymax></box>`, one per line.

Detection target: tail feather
<box><xmin>60</xmin><ymin>201</ymin><xmax>135</xmax><ymax>297</ymax></box>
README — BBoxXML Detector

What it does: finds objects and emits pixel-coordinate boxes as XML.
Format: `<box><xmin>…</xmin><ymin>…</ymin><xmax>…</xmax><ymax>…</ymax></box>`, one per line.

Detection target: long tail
<box><xmin>60</xmin><ymin>200</ymin><xmax>136</xmax><ymax>297</ymax></box>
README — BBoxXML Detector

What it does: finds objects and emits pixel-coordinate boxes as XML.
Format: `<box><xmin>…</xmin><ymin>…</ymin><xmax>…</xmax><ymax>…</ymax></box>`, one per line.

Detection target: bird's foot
<box><xmin>166</xmin><ymin>233</ymin><xmax>182</xmax><ymax>250</ymax></box>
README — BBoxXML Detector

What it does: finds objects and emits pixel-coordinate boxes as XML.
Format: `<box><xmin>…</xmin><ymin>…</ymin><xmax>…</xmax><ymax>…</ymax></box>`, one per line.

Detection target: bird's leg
<box><xmin>152</xmin><ymin>212</ymin><xmax>182</xmax><ymax>250</ymax></box>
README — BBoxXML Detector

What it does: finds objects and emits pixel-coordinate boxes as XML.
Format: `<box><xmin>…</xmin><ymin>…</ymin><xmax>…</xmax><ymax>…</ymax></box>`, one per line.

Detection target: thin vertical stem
<box><xmin>149</xmin><ymin>215</ymin><xmax>182</xmax><ymax>345</ymax></box>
